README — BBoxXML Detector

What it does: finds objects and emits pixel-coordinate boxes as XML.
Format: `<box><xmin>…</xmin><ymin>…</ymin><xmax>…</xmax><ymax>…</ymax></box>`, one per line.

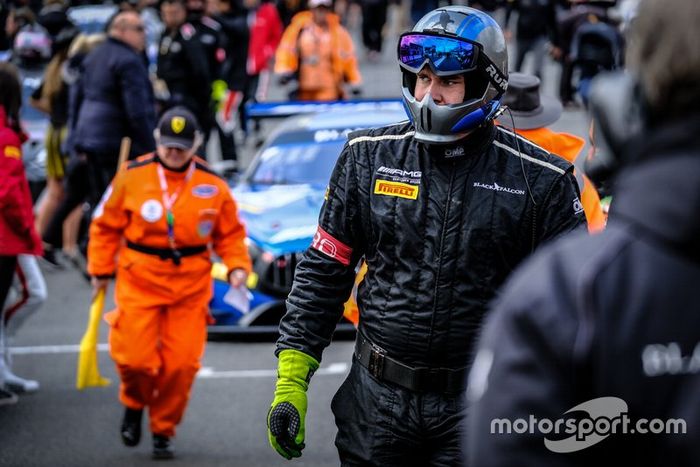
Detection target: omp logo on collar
<box><xmin>374</xmin><ymin>180</ymin><xmax>419</xmax><ymax>200</ymax></box>
<box><xmin>573</xmin><ymin>197</ymin><xmax>584</xmax><ymax>214</ymax></box>
<box><xmin>444</xmin><ymin>146</ymin><xmax>464</xmax><ymax>158</ymax></box>
<box><xmin>473</xmin><ymin>181</ymin><xmax>525</xmax><ymax>196</ymax></box>
<box><xmin>311</xmin><ymin>227</ymin><xmax>352</xmax><ymax>266</ymax></box>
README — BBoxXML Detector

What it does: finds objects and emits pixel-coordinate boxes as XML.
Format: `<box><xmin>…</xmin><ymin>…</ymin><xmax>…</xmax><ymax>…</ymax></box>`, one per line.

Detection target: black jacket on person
<box><xmin>505</xmin><ymin>0</ymin><xmax>558</xmax><ymax>42</ymax></box>
<box><xmin>215</xmin><ymin>8</ymin><xmax>249</xmax><ymax>92</ymax></box>
<box><xmin>70</xmin><ymin>37</ymin><xmax>156</xmax><ymax>159</ymax></box>
<box><xmin>277</xmin><ymin>121</ymin><xmax>586</xmax><ymax>369</ymax></box>
<box><xmin>465</xmin><ymin>119</ymin><xmax>700</xmax><ymax>467</ymax></box>
<box><xmin>157</xmin><ymin>24</ymin><xmax>211</xmax><ymax>130</ymax></box>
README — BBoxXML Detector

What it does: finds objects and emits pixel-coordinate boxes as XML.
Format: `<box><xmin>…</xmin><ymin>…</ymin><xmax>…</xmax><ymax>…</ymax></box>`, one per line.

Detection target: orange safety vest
<box><xmin>516</xmin><ymin>127</ymin><xmax>607</xmax><ymax>232</ymax></box>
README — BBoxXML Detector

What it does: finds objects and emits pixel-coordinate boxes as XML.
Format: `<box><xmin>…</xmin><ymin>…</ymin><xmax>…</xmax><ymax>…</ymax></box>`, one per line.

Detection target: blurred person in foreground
<box><xmin>87</xmin><ymin>107</ymin><xmax>251</xmax><ymax>459</ymax></box>
<box><xmin>266</xmin><ymin>6</ymin><xmax>585</xmax><ymax>464</ymax></box>
<box><xmin>274</xmin><ymin>0</ymin><xmax>361</xmax><ymax>101</ymax></box>
<box><xmin>70</xmin><ymin>10</ymin><xmax>156</xmax><ymax>209</ymax></box>
<box><xmin>466</xmin><ymin>0</ymin><xmax>700</xmax><ymax>465</ymax></box>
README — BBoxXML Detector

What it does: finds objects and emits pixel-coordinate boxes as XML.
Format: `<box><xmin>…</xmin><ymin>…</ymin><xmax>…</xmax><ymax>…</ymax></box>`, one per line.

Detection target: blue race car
<box><xmin>208</xmin><ymin>100</ymin><xmax>406</xmax><ymax>335</ymax></box>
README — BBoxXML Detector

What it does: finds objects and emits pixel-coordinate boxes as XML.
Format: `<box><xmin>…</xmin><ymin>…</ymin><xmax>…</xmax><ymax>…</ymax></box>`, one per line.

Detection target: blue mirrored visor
<box><xmin>398</xmin><ymin>33</ymin><xmax>479</xmax><ymax>75</ymax></box>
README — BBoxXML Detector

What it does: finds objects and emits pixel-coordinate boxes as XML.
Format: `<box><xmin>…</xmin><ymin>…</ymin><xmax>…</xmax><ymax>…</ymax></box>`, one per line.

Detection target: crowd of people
<box><xmin>7</xmin><ymin>0</ymin><xmax>699</xmax><ymax>465</ymax></box>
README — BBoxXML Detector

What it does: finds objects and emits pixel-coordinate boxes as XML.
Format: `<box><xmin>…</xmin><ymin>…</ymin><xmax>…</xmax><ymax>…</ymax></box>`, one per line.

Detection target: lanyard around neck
<box><xmin>157</xmin><ymin>160</ymin><xmax>195</xmax><ymax>248</ymax></box>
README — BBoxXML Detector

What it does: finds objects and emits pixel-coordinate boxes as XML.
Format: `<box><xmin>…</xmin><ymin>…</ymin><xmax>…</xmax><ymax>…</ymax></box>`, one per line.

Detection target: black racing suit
<box><xmin>277</xmin><ymin>121</ymin><xmax>586</xmax><ymax>465</ymax></box>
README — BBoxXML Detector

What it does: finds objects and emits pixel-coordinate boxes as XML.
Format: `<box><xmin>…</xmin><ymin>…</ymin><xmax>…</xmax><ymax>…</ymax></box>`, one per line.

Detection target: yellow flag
<box><xmin>76</xmin><ymin>288</ymin><xmax>111</xmax><ymax>390</ymax></box>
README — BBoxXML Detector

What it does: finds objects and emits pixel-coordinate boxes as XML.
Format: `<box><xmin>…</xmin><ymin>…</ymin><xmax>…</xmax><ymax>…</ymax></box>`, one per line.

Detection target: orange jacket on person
<box><xmin>274</xmin><ymin>10</ymin><xmax>361</xmax><ymax>101</ymax></box>
<box><xmin>88</xmin><ymin>153</ymin><xmax>251</xmax><ymax>287</ymax></box>
<box><xmin>87</xmin><ymin>153</ymin><xmax>251</xmax><ymax>437</ymax></box>
<box><xmin>515</xmin><ymin>126</ymin><xmax>607</xmax><ymax>232</ymax></box>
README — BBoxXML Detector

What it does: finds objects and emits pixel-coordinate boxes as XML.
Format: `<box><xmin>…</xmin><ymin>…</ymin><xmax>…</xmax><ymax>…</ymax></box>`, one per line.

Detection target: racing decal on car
<box><xmin>141</xmin><ymin>199</ymin><xmax>164</xmax><ymax>223</ymax></box>
<box><xmin>3</xmin><ymin>145</ymin><xmax>21</xmax><ymax>160</ymax></box>
<box><xmin>374</xmin><ymin>180</ymin><xmax>419</xmax><ymax>200</ymax></box>
<box><xmin>192</xmin><ymin>184</ymin><xmax>219</xmax><ymax>198</ymax></box>
<box><xmin>311</xmin><ymin>227</ymin><xmax>352</xmax><ymax>266</ymax></box>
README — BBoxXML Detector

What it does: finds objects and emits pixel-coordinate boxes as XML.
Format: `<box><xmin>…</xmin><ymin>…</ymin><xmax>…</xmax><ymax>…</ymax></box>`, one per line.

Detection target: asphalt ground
<box><xmin>1</xmin><ymin>6</ymin><xmax>591</xmax><ymax>466</ymax></box>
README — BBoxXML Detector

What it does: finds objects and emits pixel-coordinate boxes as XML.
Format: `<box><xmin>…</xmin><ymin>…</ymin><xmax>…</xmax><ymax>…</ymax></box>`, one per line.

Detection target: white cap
<box><xmin>308</xmin><ymin>0</ymin><xmax>332</xmax><ymax>8</ymax></box>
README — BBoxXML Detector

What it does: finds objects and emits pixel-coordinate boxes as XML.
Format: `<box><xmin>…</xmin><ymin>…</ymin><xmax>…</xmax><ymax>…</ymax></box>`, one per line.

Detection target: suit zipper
<box><xmin>426</xmin><ymin>161</ymin><xmax>456</xmax><ymax>360</ymax></box>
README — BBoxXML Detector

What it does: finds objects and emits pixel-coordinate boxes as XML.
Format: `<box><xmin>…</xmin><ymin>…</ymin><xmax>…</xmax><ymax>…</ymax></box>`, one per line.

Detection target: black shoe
<box><xmin>0</xmin><ymin>387</ymin><xmax>18</xmax><ymax>406</ymax></box>
<box><xmin>120</xmin><ymin>407</ymin><xmax>143</xmax><ymax>447</ymax></box>
<box><xmin>40</xmin><ymin>248</ymin><xmax>65</xmax><ymax>269</ymax></box>
<box><xmin>64</xmin><ymin>252</ymin><xmax>91</xmax><ymax>282</ymax></box>
<box><xmin>152</xmin><ymin>434</ymin><xmax>174</xmax><ymax>460</ymax></box>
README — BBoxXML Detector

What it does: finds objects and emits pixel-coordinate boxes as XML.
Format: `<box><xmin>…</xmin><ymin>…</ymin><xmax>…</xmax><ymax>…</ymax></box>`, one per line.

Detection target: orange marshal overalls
<box><xmin>87</xmin><ymin>154</ymin><xmax>251</xmax><ymax>436</ymax></box>
<box><xmin>274</xmin><ymin>11</ymin><xmax>362</xmax><ymax>101</ymax></box>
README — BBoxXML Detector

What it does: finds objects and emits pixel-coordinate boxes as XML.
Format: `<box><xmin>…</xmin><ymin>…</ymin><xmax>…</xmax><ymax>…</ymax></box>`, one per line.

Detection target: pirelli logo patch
<box><xmin>374</xmin><ymin>180</ymin><xmax>419</xmax><ymax>200</ymax></box>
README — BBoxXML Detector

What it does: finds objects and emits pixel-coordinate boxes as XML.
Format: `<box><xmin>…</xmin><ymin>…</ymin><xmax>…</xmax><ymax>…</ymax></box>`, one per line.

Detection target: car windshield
<box><xmin>249</xmin><ymin>141</ymin><xmax>346</xmax><ymax>186</ymax></box>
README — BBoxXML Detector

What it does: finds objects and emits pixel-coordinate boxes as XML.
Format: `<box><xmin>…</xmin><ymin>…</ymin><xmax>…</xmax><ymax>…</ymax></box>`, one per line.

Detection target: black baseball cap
<box><xmin>157</xmin><ymin>106</ymin><xmax>200</xmax><ymax>149</ymax></box>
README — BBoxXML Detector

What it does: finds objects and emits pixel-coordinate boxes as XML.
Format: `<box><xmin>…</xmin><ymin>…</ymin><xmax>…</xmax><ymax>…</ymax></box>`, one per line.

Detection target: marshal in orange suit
<box><xmin>87</xmin><ymin>107</ymin><xmax>251</xmax><ymax>459</ymax></box>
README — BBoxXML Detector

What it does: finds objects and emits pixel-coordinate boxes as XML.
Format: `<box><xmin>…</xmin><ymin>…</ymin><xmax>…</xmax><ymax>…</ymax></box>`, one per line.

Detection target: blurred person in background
<box><xmin>41</xmin><ymin>32</ymin><xmax>103</xmax><ymax>272</ymax></box>
<box><xmin>210</xmin><ymin>0</ymin><xmax>247</xmax><ymax>164</ymax></box>
<box><xmin>36</xmin><ymin>0</ymin><xmax>73</xmax><ymax>39</ymax></box>
<box><xmin>30</xmin><ymin>26</ymin><xmax>79</xmax><ymax>252</ymax></box>
<box><xmin>360</xmin><ymin>0</ymin><xmax>388</xmax><ymax>62</ymax></box>
<box><xmin>88</xmin><ymin>107</ymin><xmax>251</xmax><ymax>459</ymax></box>
<box><xmin>275</xmin><ymin>0</ymin><xmax>361</xmax><ymax>101</ymax></box>
<box><xmin>503</xmin><ymin>0</ymin><xmax>558</xmax><ymax>80</ymax></box>
<box><xmin>156</xmin><ymin>0</ymin><xmax>211</xmax><ymax>149</ymax></box>
<box><xmin>213</xmin><ymin>0</ymin><xmax>282</xmax><ymax>161</ymax></box>
<box><xmin>70</xmin><ymin>11</ymin><xmax>156</xmax><ymax>209</ymax></box>
<box><xmin>185</xmin><ymin>0</ymin><xmax>225</xmax><ymax>143</ymax></box>
<box><xmin>0</xmin><ymin>62</ymin><xmax>43</xmax><ymax>405</ymax></box>
<box><xmin>466</xmin><ymin>0</ymin><xmax>700</xmax><ymax>465</ymax></box>
<box><xmin>551</xmin><ymin>0</ymin><xmax>618</xmax><ymax>107</ymax></box>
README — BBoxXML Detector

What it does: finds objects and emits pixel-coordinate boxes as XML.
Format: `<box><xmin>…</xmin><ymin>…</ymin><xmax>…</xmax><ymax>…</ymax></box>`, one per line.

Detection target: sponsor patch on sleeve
<box><xmin>3</xmin><ymin>145</ymin><xmax>21</xmax><ymax>159</ymax></box>
<box><xmin>373</xmin><ymin>180</ymin><xmax>419</xmax><ymax>200</ymax></box>
<box><xmin>311</xmin><ymin>226</ymin><xmax>353</xmax><ymax>266</ymax></box>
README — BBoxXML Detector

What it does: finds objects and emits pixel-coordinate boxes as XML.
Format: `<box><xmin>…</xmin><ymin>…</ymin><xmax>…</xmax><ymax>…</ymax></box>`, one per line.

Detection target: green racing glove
<box><xmin>267</xmin><ymin>349</ymin><xmax>320</xmax><ymax>459</ymax></box>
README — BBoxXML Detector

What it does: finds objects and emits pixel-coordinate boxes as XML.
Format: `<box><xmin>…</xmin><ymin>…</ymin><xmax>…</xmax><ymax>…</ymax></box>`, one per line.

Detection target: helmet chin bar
<box><xmin>401</xmin><ymin>84</ymin><xmax>499</xmax><ymax>145</ymax></box>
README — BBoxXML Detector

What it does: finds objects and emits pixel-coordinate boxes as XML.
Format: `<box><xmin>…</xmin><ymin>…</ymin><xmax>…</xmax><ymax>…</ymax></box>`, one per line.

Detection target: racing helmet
<box><xmin>398</xmin><ymin>6</ymin><xmax>508</xmax><ymax>144</ymax></box>
<box><xmin>13</xmin><ymin>24</ymin><xmax>52</xmax><ymax>68</ymax></box>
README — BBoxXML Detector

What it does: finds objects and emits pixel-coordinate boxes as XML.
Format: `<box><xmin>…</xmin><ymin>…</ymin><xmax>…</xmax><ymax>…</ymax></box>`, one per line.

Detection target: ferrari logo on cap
<box><xmin>171</xmin><ymin>116</ymin><xmax>186</xmax><ymax>134</ymax></box>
